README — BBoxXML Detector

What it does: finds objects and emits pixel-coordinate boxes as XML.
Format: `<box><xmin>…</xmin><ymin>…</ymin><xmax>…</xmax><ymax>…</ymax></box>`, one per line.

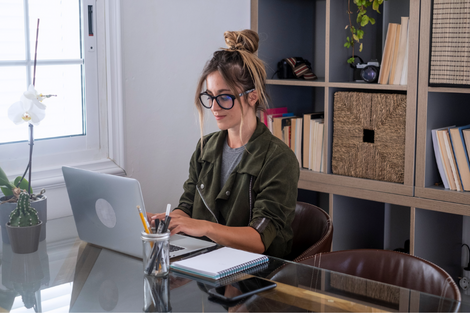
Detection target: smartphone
<box><xmin>207</xmin><ymin>277</ymin><xmax>277</xmax><ymax>302</ymax></box>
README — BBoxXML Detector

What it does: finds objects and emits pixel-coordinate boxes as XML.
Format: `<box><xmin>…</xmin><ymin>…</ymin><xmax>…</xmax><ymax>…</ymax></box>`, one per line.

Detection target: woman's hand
<box><xmin>147</xmin><ymin>209</ymin><xmax>265</xmax><ymax>254</ymax></box>
<box><xmin>166</xmin><ymin>214</ymin><xmax>209</xmax><ymax>237</ymax></box>
<box><xmin>147</xmin><ymin>209</ymin><xmax>189</xmax><ymax>228</ymax></box>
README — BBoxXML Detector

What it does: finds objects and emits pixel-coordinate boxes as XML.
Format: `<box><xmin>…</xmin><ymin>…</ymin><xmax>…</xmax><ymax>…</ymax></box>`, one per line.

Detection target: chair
<box><xmin>299</xmin><ymin>249</ymin><xmax>461</xmax><ymax>310</ymax></box>
<box><xmin>284</xmin><ymin>201</ymin><xmax>333</xmax><ymax>261</ymax></box>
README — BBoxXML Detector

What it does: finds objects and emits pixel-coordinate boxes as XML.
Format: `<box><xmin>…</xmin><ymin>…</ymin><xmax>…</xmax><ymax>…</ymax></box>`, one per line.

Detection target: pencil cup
<box><xmin>141</xmin><ymin>231</ymin><xmax>170</xmax><ymax>277</ymax></box>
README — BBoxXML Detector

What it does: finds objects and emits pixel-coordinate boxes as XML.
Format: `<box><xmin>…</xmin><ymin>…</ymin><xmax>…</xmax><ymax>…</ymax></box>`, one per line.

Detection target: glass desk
<box><xmin>0</xmin><ymin>216</ymin><xmax>466</xmax><ymax>312</ymax></box>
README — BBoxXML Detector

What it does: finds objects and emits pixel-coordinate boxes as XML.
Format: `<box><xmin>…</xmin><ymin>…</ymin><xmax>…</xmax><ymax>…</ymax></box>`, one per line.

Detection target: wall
<box><xmin>120</xmin><ymin>0</ymin><xmax>251</xmax><ymax>214</ymax></box>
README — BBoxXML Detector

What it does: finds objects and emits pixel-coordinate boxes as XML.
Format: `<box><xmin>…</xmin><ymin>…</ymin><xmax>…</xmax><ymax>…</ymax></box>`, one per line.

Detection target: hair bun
<box><xmin>224</xmin><ymin>30</ymin><xmax>259</xmax><ymax>54</ymax></box>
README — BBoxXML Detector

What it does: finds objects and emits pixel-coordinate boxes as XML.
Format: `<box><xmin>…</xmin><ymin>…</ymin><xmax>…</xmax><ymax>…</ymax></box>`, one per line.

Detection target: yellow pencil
<box><xmin>137</xmin><ymin>205</ymin><xmax>150</xmax><ymax>234</ymax></box>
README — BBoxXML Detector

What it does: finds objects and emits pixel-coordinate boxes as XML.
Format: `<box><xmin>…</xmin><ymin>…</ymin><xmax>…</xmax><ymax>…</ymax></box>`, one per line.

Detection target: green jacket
<box><xmin>176</xmin><ymin>119</ymin><xmax>299</xmax><ymax>258</ymax></box>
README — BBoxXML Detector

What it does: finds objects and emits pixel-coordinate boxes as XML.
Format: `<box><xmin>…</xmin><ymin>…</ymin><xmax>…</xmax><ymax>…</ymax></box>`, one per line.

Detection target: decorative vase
<box><xmin>0</xmin><ymin>195</ymin><xmax>47</xmax><ymax>244</ymax></box>
<box><xmin>6</xmin><ymin>220</ymin><xmax>43</xmax><ymax>254</ymax></box>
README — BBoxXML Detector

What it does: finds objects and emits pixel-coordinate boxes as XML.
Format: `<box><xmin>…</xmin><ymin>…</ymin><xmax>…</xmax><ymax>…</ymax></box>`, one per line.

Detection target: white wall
<box><xmin>120</xmin><ymin>0</ymin><xmax>251</xmax><ymax>214</ymax></box>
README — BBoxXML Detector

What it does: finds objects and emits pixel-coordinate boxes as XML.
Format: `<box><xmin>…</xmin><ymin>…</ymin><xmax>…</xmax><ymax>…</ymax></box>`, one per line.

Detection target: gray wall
<box><xmin>120</xmin><ymin>0</ymin><xmax>251</xmax><ymax>214</ymax></box>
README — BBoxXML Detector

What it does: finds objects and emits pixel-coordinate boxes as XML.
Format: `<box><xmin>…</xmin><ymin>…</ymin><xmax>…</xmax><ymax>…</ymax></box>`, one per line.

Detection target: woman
<box><xmin>151</xmin><ymin>29</ymin><xmax>299</xmax><ymax>258</ymax></box>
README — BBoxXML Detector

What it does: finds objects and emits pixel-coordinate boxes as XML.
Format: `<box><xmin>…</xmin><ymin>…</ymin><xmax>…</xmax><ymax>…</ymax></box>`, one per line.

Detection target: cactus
<box><xmin>8</xmin><ymin>191</ymin><xmax>40</xmax><ymax>227</ymax></box>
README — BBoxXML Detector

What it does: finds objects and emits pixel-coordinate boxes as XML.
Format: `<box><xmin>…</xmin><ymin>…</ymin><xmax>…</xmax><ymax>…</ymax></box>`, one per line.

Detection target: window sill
<box><xmin>32</xmin><ymin>159</ymin><xmax>126</xmax><ymax>192</ymax></box>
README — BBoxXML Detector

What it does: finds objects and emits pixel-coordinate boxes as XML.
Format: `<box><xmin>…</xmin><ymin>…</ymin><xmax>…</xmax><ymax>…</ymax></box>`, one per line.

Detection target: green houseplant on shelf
<box><xmin>0</xmin><ymin>19</ymin><xmax>55</xmax><ymax>252</ymax></box>
<box><xmin>344</xmin><ymin>0</ymin><xmax>386</xmax><ymax>64</ymax></box>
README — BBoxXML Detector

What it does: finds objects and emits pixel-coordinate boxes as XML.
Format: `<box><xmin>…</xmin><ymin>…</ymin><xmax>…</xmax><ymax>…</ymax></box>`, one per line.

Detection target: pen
<box><xmin>157</xmin><ymin>203</ymin><xmax>172</xmax><ymax>234</ymax></box>
<box><xmin>137</xmin><ymin>205</ymin><xmax>150</xmax><ymax>234</ymax></box>
<box><xmin>180</xmin><ymin>244</ymin><xmax>219</xmax><ymax>260</ymax></box>
<box><xmin>162</xmin><ymin>203</ymin><xmax>172</xmax><ymax>232</ymax></box>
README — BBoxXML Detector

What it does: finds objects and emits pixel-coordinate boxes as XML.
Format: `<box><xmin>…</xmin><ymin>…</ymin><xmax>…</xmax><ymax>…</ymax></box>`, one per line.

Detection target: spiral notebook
<box><xmin>170</xmin><ymin>247</ymin><xmax>269</xmax><ymax>280</ymax></box>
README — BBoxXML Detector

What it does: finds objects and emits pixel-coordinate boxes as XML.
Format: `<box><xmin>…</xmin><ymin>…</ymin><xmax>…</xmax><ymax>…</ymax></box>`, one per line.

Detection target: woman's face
<box><xmin>205</xmin><ymin>71</ymin><xmax>252</xmax><ymax>131</ymax></box>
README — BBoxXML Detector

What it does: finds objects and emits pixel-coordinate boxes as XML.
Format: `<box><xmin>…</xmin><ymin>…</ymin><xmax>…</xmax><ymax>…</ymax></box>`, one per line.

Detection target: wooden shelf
<box><xmin>267</xmin><ymin>78</ymin><xmax>327</xmax><ymax>87</ymax></box>
<box><xmin>328</xmin><ymin>82</ymin><xmax>407</xmax><ymax>91</ymax></box>
<box><xmin>253</xmin><ymin>0</ymin><xmax>470</xmax><ymax>282</ymax></box>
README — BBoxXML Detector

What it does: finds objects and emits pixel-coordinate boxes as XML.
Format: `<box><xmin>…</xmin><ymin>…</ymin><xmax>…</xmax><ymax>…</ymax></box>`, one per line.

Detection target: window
<box><xmin>0</xmin><ymin>0</ymin><xmax>84</xmax><ymax>144</ymax></box>
<box><xmin>0</xmin><ymin>0</ymin><xmax>124</xmax><ymax>189</ymax></box>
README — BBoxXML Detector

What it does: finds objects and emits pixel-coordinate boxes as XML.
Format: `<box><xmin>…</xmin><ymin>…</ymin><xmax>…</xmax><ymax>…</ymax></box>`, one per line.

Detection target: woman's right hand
<box><xmin>147</xmin><ymin>209</ymin><xmax>189</xmax><ymax>228</ymax></box>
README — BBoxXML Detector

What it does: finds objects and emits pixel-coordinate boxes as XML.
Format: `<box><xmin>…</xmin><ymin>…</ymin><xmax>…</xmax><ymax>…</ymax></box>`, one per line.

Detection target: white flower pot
<box><xmin>0</xmin><ymin>195</ymin><xmax>47</xmax><ymax>244</ymax></box>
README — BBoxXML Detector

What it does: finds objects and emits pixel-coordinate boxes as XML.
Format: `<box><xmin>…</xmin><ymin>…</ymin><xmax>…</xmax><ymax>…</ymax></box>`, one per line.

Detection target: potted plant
<box><xmin>5</xmin><ymin>191</ymin><xmax>43</xmax><ymax>254</ymax></box>
<box><xmin>344</xmin><ymin>0</ymin><xmax>386</xmax><ymax>64</ymax></box>
<box><xmin>0</xmin><ymin>169</ymin><xmax>47</xmax><ymax>244</ymax></box>
<box><xmin>0</xmin><ymin>19</ymin><xmax>53</xmax><ymax>247</ymax></box>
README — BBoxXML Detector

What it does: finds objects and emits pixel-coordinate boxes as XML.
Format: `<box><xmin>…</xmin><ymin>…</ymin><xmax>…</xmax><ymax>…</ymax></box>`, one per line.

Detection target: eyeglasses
<box><xmin>199</xmin><ymin>89</ymin><xmax>255</xmax><ymax>110</ymax></box>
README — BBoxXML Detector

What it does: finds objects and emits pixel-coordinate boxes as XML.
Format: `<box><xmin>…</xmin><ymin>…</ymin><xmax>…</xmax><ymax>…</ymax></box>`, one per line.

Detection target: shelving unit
<box><xmin>252</xmin><ymin>0</ymin><xmax>470</xmax><ymax>286</ymax></box>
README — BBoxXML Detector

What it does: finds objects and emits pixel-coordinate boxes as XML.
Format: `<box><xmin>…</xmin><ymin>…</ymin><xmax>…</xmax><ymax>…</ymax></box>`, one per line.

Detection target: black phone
<box><xmin>207</xmin><ymin>277</ymin><xmax>277</xmax><ymax>302</ymax></box>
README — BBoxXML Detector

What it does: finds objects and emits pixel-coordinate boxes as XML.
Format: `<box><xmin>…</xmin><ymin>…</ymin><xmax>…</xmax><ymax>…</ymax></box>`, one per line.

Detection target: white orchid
<box><xmin>8</xmin><ymin>93</ymin><xmax>46</xmax><ymax>126</ymax></box>
<box><xmin>23</xmin><ymin>84</ymin><xmax>53</xmax><ymax>110</ymax></box>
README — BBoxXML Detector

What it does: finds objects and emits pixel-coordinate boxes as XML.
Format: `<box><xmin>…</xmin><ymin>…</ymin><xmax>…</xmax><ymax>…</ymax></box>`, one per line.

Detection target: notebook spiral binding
<box><xmin>216</xmin><ymin>261</ymin><xmax>269</xmax><ymax>286</ymax></box>
<box><xmin>217</xmin><ymin>255</ymin><xmax>269</xmax><ymax>279</ymax></box>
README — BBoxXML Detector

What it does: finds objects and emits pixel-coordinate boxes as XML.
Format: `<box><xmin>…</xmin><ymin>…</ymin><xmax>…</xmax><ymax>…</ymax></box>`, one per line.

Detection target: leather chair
<box><xmin>298</xmin><ymin>249</ymin><xmax>461</xmax><ymax>311</ymax></box>
<box><xmin>284</xmin><ymin>202</ymin><xmax>333</xmax><ymax>261</ymax></box>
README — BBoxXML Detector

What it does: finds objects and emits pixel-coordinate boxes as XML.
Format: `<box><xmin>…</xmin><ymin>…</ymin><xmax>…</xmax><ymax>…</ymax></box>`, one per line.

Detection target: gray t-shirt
<box><xmin>220</xmin><ymin>139</ymin><xmax>245</xmax><ymax>189</ymax></box>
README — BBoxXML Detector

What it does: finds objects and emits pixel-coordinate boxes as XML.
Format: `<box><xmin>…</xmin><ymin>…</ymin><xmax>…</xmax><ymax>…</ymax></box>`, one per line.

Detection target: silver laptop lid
<box><xmin>62</xmin><ymin>166</ymin><xmax>217</xmax><ymax>259</ymax></box>
<box><xmin>62</xmin><ymin>166</ymin><xmax>145</xmax><ymax>258</ymax></box>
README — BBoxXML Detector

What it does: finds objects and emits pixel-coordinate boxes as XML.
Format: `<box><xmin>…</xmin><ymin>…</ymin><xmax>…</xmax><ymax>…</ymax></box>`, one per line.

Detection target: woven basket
<box><xmin>429</xmin><ymin>0</ymin><xmax>470</xmax><ymax>86</ymax></box>
<box><xmin>332</xmin><ymin>92</ymin><xmax>406</xmax><ymax>183</ymax></box>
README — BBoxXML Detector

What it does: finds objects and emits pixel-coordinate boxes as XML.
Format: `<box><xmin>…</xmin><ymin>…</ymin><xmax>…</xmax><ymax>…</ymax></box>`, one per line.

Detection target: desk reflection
<box><xmin>70</xmin><ymin>246</ymin><xmax>144</xmax><ymax>312</ymax></box>
<box><xmin>1</xmin><ymin>241</ymin><xmax>50</xmax><ymax>311</ymax></box>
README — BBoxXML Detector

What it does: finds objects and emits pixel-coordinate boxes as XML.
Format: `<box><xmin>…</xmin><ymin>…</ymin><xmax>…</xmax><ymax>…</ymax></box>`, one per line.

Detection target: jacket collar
<box><xmin>200</xmin><ymin>118</ymin><xmax>271</xmax><ymax>177</ymax></box>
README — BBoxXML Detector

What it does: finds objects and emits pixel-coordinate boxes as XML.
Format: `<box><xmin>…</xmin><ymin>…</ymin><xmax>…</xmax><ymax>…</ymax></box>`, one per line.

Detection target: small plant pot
<box><xmin>0</xmin><ymin>195</ymin><xmax>47</xmax><ymax>244</ymax></box>
<box><xmin>6</xmin><ymin>221</ymin><xmax>43</xmax><ymax>254</ymax></box>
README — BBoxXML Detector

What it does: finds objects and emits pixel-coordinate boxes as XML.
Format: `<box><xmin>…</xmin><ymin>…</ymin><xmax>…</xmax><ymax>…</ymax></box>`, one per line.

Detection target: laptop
<box><xmin>62</xmin><ymin>166</ymin><xmax>216</xmax><ymax>259</ymax></box>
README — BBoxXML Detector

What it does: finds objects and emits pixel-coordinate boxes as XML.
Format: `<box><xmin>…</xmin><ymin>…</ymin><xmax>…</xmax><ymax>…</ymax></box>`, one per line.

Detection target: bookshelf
<box><xmin>252</xmin><ymin>0</ymin><xmax>470</xmax><ymax>286</ymax></box>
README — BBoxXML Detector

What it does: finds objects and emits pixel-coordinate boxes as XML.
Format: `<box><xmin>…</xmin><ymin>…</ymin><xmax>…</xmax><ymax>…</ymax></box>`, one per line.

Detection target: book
<box><xmin>460</xmin><ymin>128</ymin><xmax>470</xmax><ymax>171</ymax></box>
<box><xmin>170</xmin><ymin>247</ymin><xmax>269</xmax><ymax>280</ymax></box>
<box><xmin>314</xmin><ymin>121</ymin><xmax>324</xmax><ymax>172</ymax></box>
<box><xmin>262</xmin><ymin>107</ymin><xmax>288</xmax><ymax>128</ymax></box>
<box><xmin>302</xmin><ymin>112</ymin><xmax>324</xmax><ymax>168</ymax></box>
<box><xmin>378</xmin><ymin>23</ymin><xmax>398</xmax><ymax>85</ymax></box>
<box><xmin>449</xmin><ymin>125</ymin><xmax>470</xmax><ymax>191</ymax></box>
<box><xmin>389</xmin><ymin>23</ymin><xmax>401</xmax><ymax>84</ymax></box>
<box><xmin>392</xmin><ymin>17</ymin><xmax>409</xmax><ymax>85</ymax></box>
<box><xmin>437</xmin><ymin>129</ymin><xmax>457</xmax><ymax>190</ymax></box>
<box><xmin>309</xmin><ymin>118</ymin><xmax>324</xmax><ymax>171</ymax></box>
<box><xmin>432</xmin><ymin>126</ymin><xmax>453</xmax><ymax>189</ymax></box>
<box><xmin>294</xmin><ymin>117</ymin><xmax>303</xmax><ymax>165</ymax></box>
<box><xmin>464</xmin><ymin>129</ymin><xmax>470</xmax><ymax>162</ymax></box>
<box><xmin>272</xmin><ymin>116</ymin><xmax>291</xmax><ymax>141</ymax></box>
<box><xmin>442</xmin><ymin>129</ymin><xmax>463</xmax><ymax>191</ymax></box>
<box><xmin>400</xmin><ymin>19</ymin><xmax>410</xmax><ymax>85</ymax></box>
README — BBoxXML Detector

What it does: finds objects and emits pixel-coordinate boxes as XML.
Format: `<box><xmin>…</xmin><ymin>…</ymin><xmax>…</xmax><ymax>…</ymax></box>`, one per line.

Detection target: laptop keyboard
<box><xmin>170</xmin><ymin>244</ymin><xmax>185</xmax><ymax>252</ymax></box>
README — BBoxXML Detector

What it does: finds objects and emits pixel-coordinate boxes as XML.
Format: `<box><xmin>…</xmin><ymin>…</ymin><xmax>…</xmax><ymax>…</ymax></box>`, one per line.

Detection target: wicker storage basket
<box><xmin>332</xmin><ymin>92</ymin><xmax>406</xmax><ymax>183</ymax></box>
<box><xmin>429</xmin><ymin>0</ymin><xmax>470</xmax><ymax>86</ymax></box>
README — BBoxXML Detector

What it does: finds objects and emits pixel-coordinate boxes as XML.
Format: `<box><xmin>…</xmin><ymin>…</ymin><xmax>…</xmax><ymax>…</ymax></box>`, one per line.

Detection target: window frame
<box><xmin>0</xmin><ymin>0</ymin><xmax>125</xmax><ymax>192</ymax></box>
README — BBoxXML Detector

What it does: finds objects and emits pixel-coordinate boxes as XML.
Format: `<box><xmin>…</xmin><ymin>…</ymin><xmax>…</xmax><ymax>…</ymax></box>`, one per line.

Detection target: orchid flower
<box><xmin>8</xmin><ymin>94</ymin><xmax>46</xmax><ymax>126</ymax></box>
<box><xmin>23</xmin><ymin>84</ymin><xmax>54</xmax><ymax>110</ymax></box>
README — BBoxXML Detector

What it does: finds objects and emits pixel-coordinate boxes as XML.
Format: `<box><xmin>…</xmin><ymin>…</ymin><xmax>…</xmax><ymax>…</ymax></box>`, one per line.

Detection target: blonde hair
<box><xmin>194</xmin><ymin>29</ymin><xmax>269</xmax><ymax>150</ymax></box>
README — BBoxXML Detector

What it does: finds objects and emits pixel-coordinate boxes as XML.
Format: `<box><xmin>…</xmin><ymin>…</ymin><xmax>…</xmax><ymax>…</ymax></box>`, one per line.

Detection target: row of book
<box><xmin>378</xmin><ymin>16</ymin><xmax>409</xmax><ymax>85</ymax></box>
<box><xmin>260</xmin><ymin>108</ymin><xmax>324</xmax><ymax>172</ymax></box>
<box><xmin>432</xmin><ymin>125</ymin><xmax>470</xmax><ymax>192</ymax></box>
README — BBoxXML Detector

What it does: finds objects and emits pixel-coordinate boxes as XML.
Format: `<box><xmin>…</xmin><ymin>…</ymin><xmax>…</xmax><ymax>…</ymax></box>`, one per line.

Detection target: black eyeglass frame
<box><xmin>199</xmin><ymin>88</ymin><xmax>255</xmax><ymax>110</ymax></box>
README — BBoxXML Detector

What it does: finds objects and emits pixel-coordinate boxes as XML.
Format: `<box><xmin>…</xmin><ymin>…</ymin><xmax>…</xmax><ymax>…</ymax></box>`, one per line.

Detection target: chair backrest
<box><xmin>299</xmin><ymin>249</ymin><xmax>461</xmax><ymax>302</ymax></box>
<box><xmin>284</xmin><ymin>202</ymin><xmax>333</xmax><ymax>261</ymax></box>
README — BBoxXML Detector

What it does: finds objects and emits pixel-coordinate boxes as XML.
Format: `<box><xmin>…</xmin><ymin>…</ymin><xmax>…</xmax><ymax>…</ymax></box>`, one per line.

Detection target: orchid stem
<box><xmin>28</xmin><ymin>124</ymin><xmax>33</xmax><ymax>196</ymax></box>
<box><xmin>33</xmin><ymin>19</ymin><xmax>39</xmax><ymax>87</ymax></box>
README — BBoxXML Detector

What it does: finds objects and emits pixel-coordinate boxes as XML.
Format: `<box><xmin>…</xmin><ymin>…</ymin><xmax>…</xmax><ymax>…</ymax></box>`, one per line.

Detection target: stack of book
<box><xmin>432</xmin><ymin>125</ymin><xmax>470</xmax><ymax>191</ymax></box>
<box><xmin>260</xmin><ymin>108</ymin><xmax>324</xmax><ymax>172</ymax></box>
<box><xmin>378</xmin><ymin>16</ymin><xmax>410</xmax><ymax>85</ymax></box>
